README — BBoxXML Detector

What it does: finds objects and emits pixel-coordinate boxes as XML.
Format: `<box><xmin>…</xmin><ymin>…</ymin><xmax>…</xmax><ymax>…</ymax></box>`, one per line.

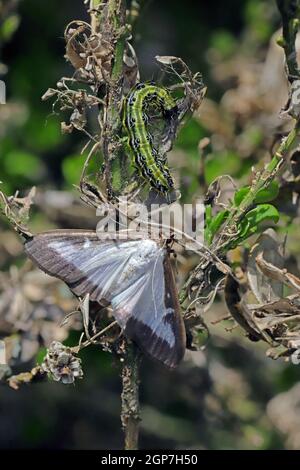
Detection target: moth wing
<box><xmin>112</xmin><ymin>253</ymin><xmax>186</xmax><ymax>368</ymax></box>
<box><xmin>25</xmin><ymin>231</ymin><xmax>143</xmax><ymax>303</ymax></box>
<box><xmin>25</xmin><ymin>230</ymin><xmax>186</xmax><ymax>368</ymax></box>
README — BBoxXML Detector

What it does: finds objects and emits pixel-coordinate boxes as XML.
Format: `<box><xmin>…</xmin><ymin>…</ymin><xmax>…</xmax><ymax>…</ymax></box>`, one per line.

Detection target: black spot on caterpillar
<box><xmin>123</xmin><ymin>82</ymin><xmax>178</xmax><ymax>196</ymax></box>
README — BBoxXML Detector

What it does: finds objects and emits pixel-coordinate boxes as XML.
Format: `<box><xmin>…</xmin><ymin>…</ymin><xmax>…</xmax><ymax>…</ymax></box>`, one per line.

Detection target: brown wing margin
<box><xmin>24</xmin><ymin>231</ymin><xmax>113</xmax><ymax>303</ymax></box>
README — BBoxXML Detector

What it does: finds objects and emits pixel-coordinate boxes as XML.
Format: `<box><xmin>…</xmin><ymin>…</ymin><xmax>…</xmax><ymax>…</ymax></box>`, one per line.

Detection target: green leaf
<box><xmin>204</xmin><ymin>205</ymin><xmax>213</xmax><ymax>244</ymax></box>
<box><xmin>36</xmin><ymin>347</ymin><xmax>47</xmax><ymax>365</ymax></box>
<box><xmin>254</xmin><ymin>181</ymin><xmax>279</xmax><ymax>204</ymax></box>
<box><xmin>234</xmin><ymin>182</ymin><xmax>279</xmax><ymax>208</ymax></box>
<box><xmin>205</xmin><ymin>208</ymin><xmax>229</xmax><ymax>245</ymax></box>
<box><xmin>237</xmin><ymin>204</ymin><xmax>279</xmax><ymax>242</ymax></box>
<box><xmin>210</xmin><ymin>210</ymin><xmax>229</xmax><ymax>238</ymax></box>
<box><xmin>234</xmin><ymin>186</ymin><xmax>250</xmax><ymax>206</ymax></box>
<box><xmin>176</xmin><ymin>119</ymin><xmax>205</xmax><ymax>150</ymax></box>
<box><xmin>0</xmin><ymin>15</ymin><xmax>20</xmax><ymax>41</ymax></box>
<box><xmin>205</xmin><ymin>205</ymin><xmax>213</xmax><ymax>225</ymax></box>
<box><xmin>3</xmin><ymin>150</ymin><xmax>41</xmax><ymax>179</ymax></box>
<box><xmin>205</xmin><ymin>151</ymin><xmax>242</xmax><ymax>184</ymax></box>
<box><xmin>210</xmin><ymin>30</ymin><xmax>237</xmax><ymax>59</ymax></box>
<box><xmin>62</xmin><ymin>154</ymin><xmax>86</xmax><ymax>187</ymax></box>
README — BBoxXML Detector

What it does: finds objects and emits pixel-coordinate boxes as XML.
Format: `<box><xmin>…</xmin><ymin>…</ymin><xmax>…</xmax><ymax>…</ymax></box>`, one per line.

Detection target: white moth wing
<box><xmin>25</xmin><ymin>230</ymin><xmax>185</xmax><ymax>368</ymax></box>
<box><xmin>25</xmin><ymin>231</ymin><xmax>154</xmax><ymax>301</ymax></box>
<box><xmin>111</xmin><ymin>249</ymin><xmax>185</xmax><ymax>367</ymax></box>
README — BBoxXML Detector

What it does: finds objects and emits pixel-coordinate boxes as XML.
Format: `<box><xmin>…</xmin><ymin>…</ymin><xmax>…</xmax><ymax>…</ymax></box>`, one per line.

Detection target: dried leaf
<box><xmin>256</xmin><ymin>253</ymin><xmax>300</xmax><ymax>293</ymax></box>
<box><xmin>224</xmin><ymin>274</ymin><xmax>270</xmax><ymax>342</ymax></box>
<box><xmin>0</xmin><ymin>187</ymin><xmax>35</xmax><ymax>238</ymax></box>
<box><xmin>247</xmin><ymin>229</ymin><xmax>284</xmax><ymax>303</ymax></box>
<box><xmin>61</xmin><ymin>122</ymin><xmax>74</xmax><ymax>134</ymax></box>
<box><xmin>65</xmin><ymin>23</ymin><xmax>87</xmax><ymax>70</ymax></box>
<box><xmin>42</xmin><ymin>88</ymin><xmax>58</xmax><ymax>101</ymax></box>
<box><xmin>155</xmin><ymin>55</ymin><xmax>179</xmax><ymax>65</ymax></box>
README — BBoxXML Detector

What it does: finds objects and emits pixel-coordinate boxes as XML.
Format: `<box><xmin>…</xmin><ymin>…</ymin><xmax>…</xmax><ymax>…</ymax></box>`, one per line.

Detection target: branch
<box><xmin>212</xmin><ymin>120</ymin><xmax>300</xmax><ymax>254</ymax></box>
<box><xmin>7</xmin><ymin>366</ymin><xmax>46</xmax><ymax>390</ymax></box>
<box><xmin>90</xmin><ymin>0</ymin><xmax>102</xmax><ymax>33</ymax></box>
<box><xmin>181</xmin><ymin>0</ymin><xmax>300</xmax><ymax>308</ymax></box>
<box><xmin>89</xmin><ymin>0</ymin><xmax>141</xmax><ymax>450</ymax></box>
<box><xmin>276</xmin><ymin>0</ymin><xmax>300</xmax><ymax>82</ymax></box>
<box><xmin>212</xmin><ymin>1</ymin><xmax>300</xmax><ymax>254</ymax></box>
<box><xmin>121</xmin><ymin>342</ymin><xmax>141</xmax><ymax>450</ymax></box>
<box><xmin>100</xmin><ymin>0</ymin><xmax>127</xmax><ymax>197</ymax></box>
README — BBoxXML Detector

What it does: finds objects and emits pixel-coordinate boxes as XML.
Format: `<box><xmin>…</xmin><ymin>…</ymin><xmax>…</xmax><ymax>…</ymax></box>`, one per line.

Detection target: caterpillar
<box><xmin>123</xmin><ymin>82</ymin><xmax>179</xmax><ymax>195</ymax></box>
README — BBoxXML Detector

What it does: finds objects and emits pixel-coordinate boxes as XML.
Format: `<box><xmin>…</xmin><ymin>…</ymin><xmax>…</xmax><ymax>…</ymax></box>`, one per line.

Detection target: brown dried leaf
<box><xmin>247</xmin><ymin>229</ymin><xmax>284</xmax><ymax>304</ymax></box>
<box><xmin>224</xmin><ymin>274</ymin><xmax>271</xmax><ymax>343</ymax></box>
<box><xmin>65</xmin><ymin>24</ymin><xmax>87</xmax><ymax>70</ymax></box>
<box><xmin>0</xmin><ymin>187</ymin><xmax>34</xmax><ymax>238</ymax></box>
<box><xmin>256</xmin><ymin>252</ymin><xmax>300</xmax><ymax>293</ymax></box>
<box><xmin>155</xmin><ymin>55</ymin><xmax>179</xmax><ymax>66</ymax></box>
<box><xmin>246</xmin><ymin>297</ymin><xmax>300</xmax><ymax>351</ymax></box>
<box><xmin>61</xmin><ymin>122</ymin><xmax>74</xmax><ymax>134</ymax></box>
<box><xmin>123</xmin><ymin>42</ymin><xmax>139</xmax><ymax>92</ymax></box>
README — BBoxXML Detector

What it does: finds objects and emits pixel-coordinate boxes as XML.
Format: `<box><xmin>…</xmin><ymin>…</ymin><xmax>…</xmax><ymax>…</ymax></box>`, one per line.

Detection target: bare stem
<box><xmin>90</xmin><ymin>0</ymin><xmax>102</xmax><ymax>33</ymax></box>
<box><xmin>121</xmin><ymin>343</ymin><xmax>141</xmax><ymax>450</ymax></box>
<box><xmin>276</xmin><ymin>0</ymin><xmax>300</xmax><ymax>81</ymax></box>
<box><xmin>89</xmin><ymin>0</ymin><xmax>141</xmax><ymax>450</ymax></box>
<box><xmin>102</xmin><ymin>0</ymin><xmax>127</xmax><ymax>197</ymax></box>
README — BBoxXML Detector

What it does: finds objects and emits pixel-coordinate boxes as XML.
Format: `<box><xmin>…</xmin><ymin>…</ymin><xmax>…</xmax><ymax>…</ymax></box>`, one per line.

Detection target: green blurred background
<box><xmin>1</xmin><ymin>0</ymin><xmax>300</xmax><ymax>450</ymax></box>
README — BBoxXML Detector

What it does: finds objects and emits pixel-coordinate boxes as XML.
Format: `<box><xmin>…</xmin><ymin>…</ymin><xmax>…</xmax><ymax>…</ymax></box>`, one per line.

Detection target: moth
<box><xmin>123</xmin><ymin>82</ymin><xmax>178</xmax><ymax>196</ymax></box>
<box><xmin>25</xmin><ymin>230</ymin><xmax>186</xmax><ymax>368</ymax></box>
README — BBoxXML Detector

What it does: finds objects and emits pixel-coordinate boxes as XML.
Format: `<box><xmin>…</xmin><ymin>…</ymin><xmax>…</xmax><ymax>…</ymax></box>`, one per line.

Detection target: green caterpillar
<box><xmin>123</xmin><ymin>82</ymin><xmax>178</xmax><ymax>195</ymax></box>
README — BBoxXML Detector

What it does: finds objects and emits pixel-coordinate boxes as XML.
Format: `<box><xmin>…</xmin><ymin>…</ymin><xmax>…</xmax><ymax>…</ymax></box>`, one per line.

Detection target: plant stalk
<box><xmin>213</xmin><ymin>120</ymin><xmax>300</xmax><ymax>253</ymax></box>
<box><xmin>121</xmin><ymin>343</ymin><xmax>141</xmax><ymax>450</ymax></box>
<box><xmin>89</xmin><ymin>0</ymin><xmax>141</xmax><ymax>450</ymax></box>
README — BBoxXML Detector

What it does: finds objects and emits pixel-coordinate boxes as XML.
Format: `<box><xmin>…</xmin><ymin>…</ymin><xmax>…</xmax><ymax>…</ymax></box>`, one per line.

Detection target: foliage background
<box><xmin>0</xmin><ymin>0</ymin><xmax>299</xmax><ymax>450</ymax></box>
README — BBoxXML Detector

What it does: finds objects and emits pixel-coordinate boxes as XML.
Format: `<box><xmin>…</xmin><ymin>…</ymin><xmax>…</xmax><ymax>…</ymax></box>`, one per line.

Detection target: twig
<box><xmin>276</xmin><ymin>0</ymin><xmax>300</xmax><ymax>82</ymax></box>
<box><xmin>181</xmin><ymin>0</ymin><xmax>300</xmax><ymax>314</ymax></box>
<box><xmin>72</xmin><ymin>320</ymin><xmax>118</xmax><ymax>352</ymax></box>
<box><xmin>90</xmin><ymin>0</ymin><xmax>102</xmax><ymax>33</ymax></box>
<box><xmin>8</xmin><ymin>366</ymin><xmax>46</xmax><ymax>390</ymax></box>
<box><xmin>101</xmin><ymin>0</ymin><xmax>127</xmax><ymax>197</ymax></box>
<box><xmin>121</xmin><ymin>342</ymin><xmax>141</xmax><ymax>451</ymax></box>
<box><xmin>212</xmin><ymin>120</ymin><xmax>300</xmax><ymax>254</ymax></box>
<box><xmin>183</xmin><ymin>114</ymin><xmax>300</xmax><ymax>307</ymax></box>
